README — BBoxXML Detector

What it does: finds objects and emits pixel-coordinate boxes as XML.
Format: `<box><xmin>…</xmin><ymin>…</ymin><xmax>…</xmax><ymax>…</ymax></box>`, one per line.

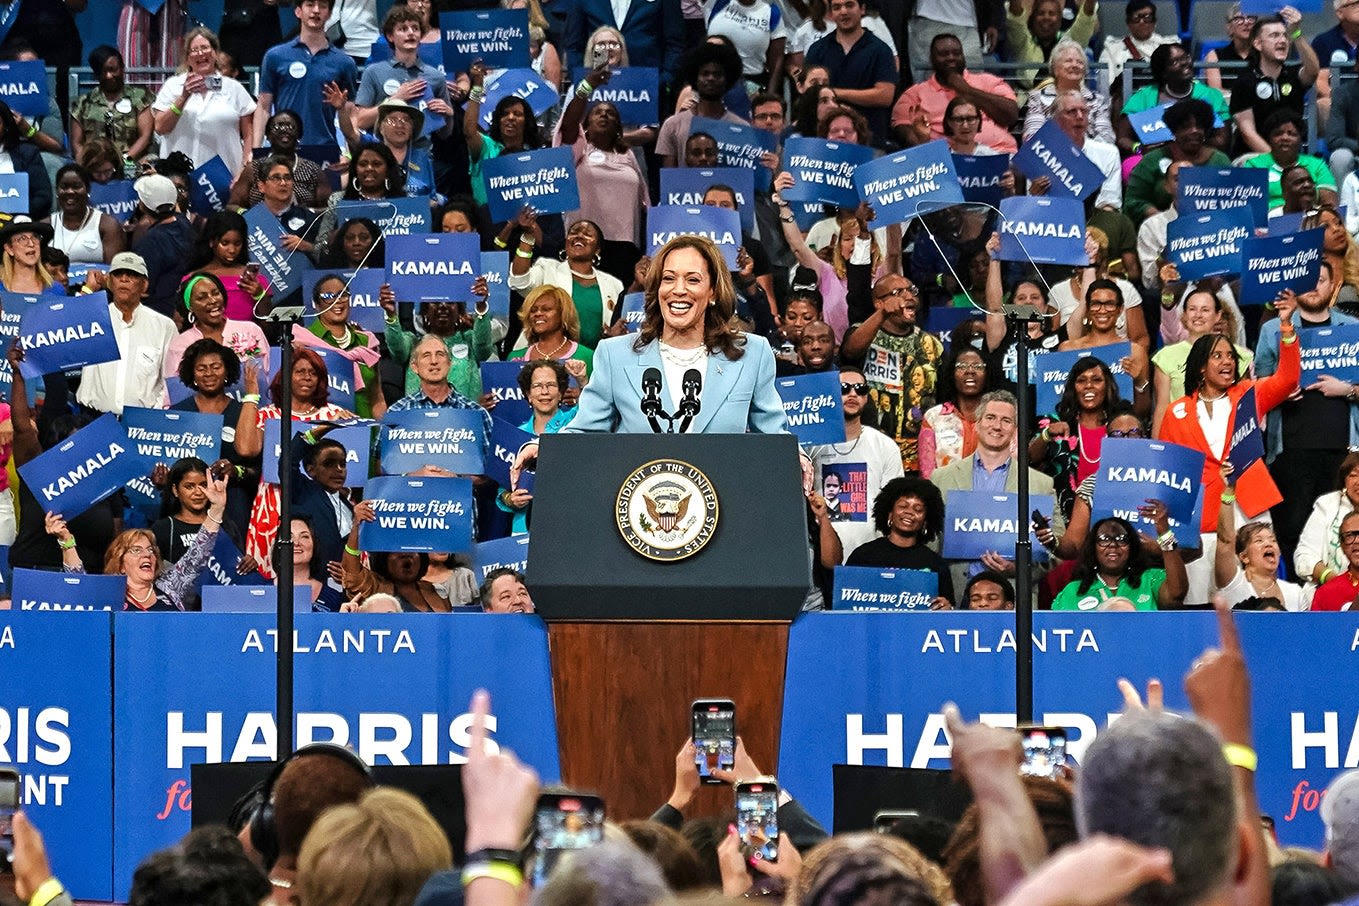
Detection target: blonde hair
<box><xmin>0</xmin><ymin>247</ymin><xmax>53</xmax><ymax>291</ymax></box>
<box><xmin>585</xmin><ymin>26</ymin><xmax>630</xmax><ymax>66</ymax></box>
<box><xmin>296</xmin><ymin>787</ymin><xmax>452</xmax><ymax>906</ymax></box>
<box><xmin>177</xmin><ymin>26</ymin><xmax>221</xmax><ymax>74</ymax></box>
<box><xmin>829</xmin><ymin>209</ymin><xmax>880</xmax><ymax>280</ymax></box>
<box><xmin>103</xmin><ymin>529</ymin><xmax>161</xmax><ymax>577</ymax></box>
<box><xmin>517</xmin><ymin>284</ymin><xmax>581</xmax><ymax>344</ymax></box>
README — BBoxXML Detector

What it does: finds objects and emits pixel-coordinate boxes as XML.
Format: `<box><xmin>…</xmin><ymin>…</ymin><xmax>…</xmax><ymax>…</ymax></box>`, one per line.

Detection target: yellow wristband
<box><xmin>1222</xmin><ymin>743</ymin><xmax>1257</xmax><ymax>772</ymax></box>
<box><xmin>30</xmin><ymin>878</ymin><xmax>65</xmax><ymax>906</ymax></box>
<box><xmin>462</xmin><ymin>862</ymin><xmax>524</xmax><ymax>888</ymax></box>
<box><xmin>1220</xmin><ymin>491</ymin><xmax>1236</xmax><ymax>504</ymax></box>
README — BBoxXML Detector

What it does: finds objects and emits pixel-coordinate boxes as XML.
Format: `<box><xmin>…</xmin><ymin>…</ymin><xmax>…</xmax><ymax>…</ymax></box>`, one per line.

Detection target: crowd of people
<box><xmin>0</xmin><ymin>0</ymin><xmax>1353</xmax><ymax>616</ymax></box>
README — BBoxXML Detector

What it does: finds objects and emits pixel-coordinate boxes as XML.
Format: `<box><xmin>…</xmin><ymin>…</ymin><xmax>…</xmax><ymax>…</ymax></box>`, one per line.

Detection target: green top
<box><xmin>1004</xmin><ymin>4</ymin><xmax>1097</xmax><ymax>88</ymax></box>
<box><xmin>469</xmin><ymin>134</ymin><xmax>503</xmax><ymax>208</ymax></box>
<box><xmin>1122</xmin><ymin>82</ymin><xmax>1229</xmax><ymax>124</ymax></box>
<box><xmin>1052</xmin><ymin>569</ymin><xmax>1166</xmax><ymax>611</ymax></box>
<box><xmin>385</xmin><ymin>313</ymin><xmax>495</xmax><ymax>401</ymax></box>
<box><xmin>307</xmin><ymin>320</ymin><xmax>382</xmax><ymax>418</ymax></box>
<box><xmin>1239</xmin><ymin>152</ymin><xmax>1337</xmax><ymax>208</ymax></box>
<box><xmin>1124</xmin><ymin>147</ymin><xmax>1233</xmax><ymax>225</ymax></box>
<box><xmin>572</xmin><ymin>281</ymin><xmax>605</xmax><ymax>349</ymax></box>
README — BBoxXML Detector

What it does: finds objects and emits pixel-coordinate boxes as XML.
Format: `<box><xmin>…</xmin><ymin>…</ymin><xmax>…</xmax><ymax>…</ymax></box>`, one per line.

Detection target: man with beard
<box><xmin>1255</xmin><ymin>261</ymin><xmax>1359</xmax><ymax>577</ymax></box>
<box><xmin>842</xmin><ymin>275</ymin><xmax>944</xmax><ymax>473</ymax></box>
<box><xmin>778</xmin><ymin>319</ymin><xmax>838</xmax><ymax>375</ymax></box>
<box><xmin>807</xmin><ymin>364</ymin><xmax>906</xmax><ymax>554</ymax></box>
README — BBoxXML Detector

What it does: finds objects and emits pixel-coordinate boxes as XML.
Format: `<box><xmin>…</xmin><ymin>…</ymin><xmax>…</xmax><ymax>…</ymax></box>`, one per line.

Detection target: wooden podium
<box><xmin>529</xmin><ymin>435</ymin><xmax>810</xmax><ymax>819</ymax></box>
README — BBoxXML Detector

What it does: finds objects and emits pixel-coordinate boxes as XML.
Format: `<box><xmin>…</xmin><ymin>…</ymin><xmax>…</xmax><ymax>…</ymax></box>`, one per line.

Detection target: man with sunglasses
<box><xmin>842</xmin><ymin>274</ymin><xmax>945</xmax><ymax>473</ymax></box>
<box><xmin>930</xmin><ymin>389</ymin><xmax>1065</xmax><ymax>600</ymax></box>
<box><xmin>806</xmin><ymin>365</ymin><xmax>905</xmax><ymax>555</ymax></box>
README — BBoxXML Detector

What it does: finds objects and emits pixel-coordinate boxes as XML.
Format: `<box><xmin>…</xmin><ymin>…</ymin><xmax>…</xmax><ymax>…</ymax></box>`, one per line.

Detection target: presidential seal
<box><xmin>615</xmin><ymin>459</ymin><xmax>719</xmax><ymax>561</ymax></box>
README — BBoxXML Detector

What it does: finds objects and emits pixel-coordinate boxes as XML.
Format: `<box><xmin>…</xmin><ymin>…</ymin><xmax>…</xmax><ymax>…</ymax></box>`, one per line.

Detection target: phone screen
<box><xmin>1020</xmin><ymin>727</ymin><xmax>1067</xmax><ymax>779</ymax></box>
<box><xmin>0</xmin><ymin>770</ymin><xmax>19</xmax><ymax>861</ymax></box>
<box><xmin>736</xmin><ymin>783</ymin><xmax>779</xmax><ymax>863</ymax></box>
<box><xmin>531</xmin><ymin>794</ymin><xmax>604</xmax><ymax>886</ymax></box>
<box><xmin>693</xmin><ymin>700</ymin><xmax>735</xmax><ymax>781</ymax></box>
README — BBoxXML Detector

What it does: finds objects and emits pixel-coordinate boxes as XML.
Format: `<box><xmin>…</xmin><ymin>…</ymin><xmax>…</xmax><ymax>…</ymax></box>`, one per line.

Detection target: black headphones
<box><xmin>248</xmin><ymin>743</ymin><xmax>374</xmax><ymax>870</ymax></box>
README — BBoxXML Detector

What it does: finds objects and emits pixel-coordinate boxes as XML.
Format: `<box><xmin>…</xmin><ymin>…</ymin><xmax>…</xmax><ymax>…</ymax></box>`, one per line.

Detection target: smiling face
<box><xmin>1093</xmin><ymin>519</ymin><xmax>1132</xmax><ymax>575</ymax></box>
<box><xmin>1052</xmin><ymin>47</ymin><xmax>1087</xmax><ymax>87</ymax></box>
<box><xmin>1127</xmin><ymin>3</ymin><xmax>1157</xmax><ymax>39</ymax></box>
<box><xmin>4</xmin><ymin>230</ymin><xmax>39</xmax><ymax>267</ymax></box>
<box><xmin>315</xmin><ymin>276</ymin><xmax>352</xmax><ymax>328</ymax></box>
<box><xmin>1172</xmin><ymin>116</ymin><xmax>1207</xmax><ymax>156</ymax></box>
<box><xmin>56</xmin><ymin>170</ymin><xmax>89</xmax><ymax>214</ymax></box>
<box><xmin>976</xmin><ymin>398</ymin><xmax>1016</xmax><ymax>453</ymax></box>
<box><xmin>799</xmin><ymin>321</ymin><xmax>836</xmax><ymax>369</ymax></box>
<box><xmin>1162</xmin><ymin>44</ymin><xmax>1193</xmax><ymax>86</ymax></box>
<box><xmin>657</xmin><ymin>246</ymin><xmax>713</xmax><ymax>339</ymax></box>
<box><xmin>292</xmin><ymin>518</ymin><xmax>314</xmax><ymax>566</ymax></box>
<box><xmin>267</xmin><ymin>113</ymin><xmax>301</xmax><ymax>152</ymax></box>
<box><xmin>527</xmin><ymin>291</ymin><xmax>564</xmax><ymax>339</ymax></box>
<box><xmin>564</xmin><ymin>220</ymin><xmax>601</xmax><ymax>262</ymax></box>
<box><xmin>380</xmin><ymin>109</ymin><xmax>415</xmax><ymax>146</ymax></box>
<box><xmin>188</xmin><ymin>277</ymin><xmax>226</xmax><ymax>327</ymax></box>
<box><xmin>486</xmin><ymin>574</ymin><xmax>534</xmax><ymax>612</ymax></box>
<box><xmin>1086</xmin><ymin>287</ymin><xmax>1122</xmax><ymax>333</ymax></box>
<box><xmin>1073</xmin><ymin>364</ymin><xmax>1108</xmax><ymax>412</ymax></box>
<box><xmin>887</xmin><ymin>494</ymin><xmax>928</xmax><ymax>540</ymax></box>
<box><xmin>1182</xmin><ymin>292</ymin><xmax>1218</xmax><ymax>336</ymax></box>
<box><xmin>187</xmin><ymin>34</ymin><xmax>217</xmax><ymax>75</ymax></box>
<box><xmin>526</xmin><ymin>364</ymin><xmax>562</xmax><ymax>416</ymax></box>
<box><xmin>1226</xmin><ymin>10</ymin><xmax>1256</xmax><ymax>40</ymax></box>
<box><xmin>930</xmin><ymin>36</ymin><xmax>966</xmax><ymax>78</ymax></box>
<box><xmin>1030</xmin><ymin>0</ymin><xmax>1062</xmax><ymax>38</ymax></box>
<box><xmin>497</xmin><ymin>100</ymin><xmax>528</xmax><ymax>146</ymax></box>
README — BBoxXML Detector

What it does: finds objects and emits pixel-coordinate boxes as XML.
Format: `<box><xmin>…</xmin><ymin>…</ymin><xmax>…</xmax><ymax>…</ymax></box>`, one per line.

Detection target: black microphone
<box><xmin>641</xmin><ymin>366</ymin><xmax>666</xmax><ymax>433</ymax></box>
<box><xmin>677</xmin><ymin>368</ymin><xmax>702</xmax><ymax>433</ymax></box>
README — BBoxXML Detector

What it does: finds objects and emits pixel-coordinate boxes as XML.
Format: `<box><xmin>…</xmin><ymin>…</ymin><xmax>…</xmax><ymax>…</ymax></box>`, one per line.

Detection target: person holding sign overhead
<box><xmin>381</xmin><ymin>275</ymin><xmax>495</xmax><ymax>402</ymax></box>
<box><xmin>1002</xmin><ymin>0</ymin><xmax>1097</xmax><ymax>90</ymax></box>
<box><xmin>464</xmin><ymin>61</ymin><xmax>545</xmax><ymax>211</ymax></box>
<box><xmin>48</xmin><ymin>467</ymin><xmax>231</xmax><ymax>612</ymax></box>
<box><xmin>1158</xmin><ymin>298</ymin><xmax>1301</xmax><ymax>604</ymax></box>
<box><xmin>845</xmin><ymin>476</ymin><xmax>954</xmax><ymax>609</ymax></box>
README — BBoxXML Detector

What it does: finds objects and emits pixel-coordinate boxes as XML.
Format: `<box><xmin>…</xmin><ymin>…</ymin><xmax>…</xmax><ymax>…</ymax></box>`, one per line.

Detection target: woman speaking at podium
<box><xmin>515</xmin><ymin>235</ymin><xmax>787</xmax><ymax>456</ymax></box>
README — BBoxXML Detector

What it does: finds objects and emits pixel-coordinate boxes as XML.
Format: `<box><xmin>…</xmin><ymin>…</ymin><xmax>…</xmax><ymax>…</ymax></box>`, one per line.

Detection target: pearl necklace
<box><xmin>659</xmin><ymin>342</ymin><xmax>706</xmax><ymax>366</ymax></box>
<box><xmin>531</xmin><ymin>336</ymin><xmax>570</xmax><ymax>359</ymax></box>
<box><xmin>330</xmin><ymin>324</ymin><xmax>353</xmax><ymax>347</ymax></box>
<box><xmin>127</xmin><ymin>586</ymin><xmax>155</xmax><ymax>607</ymax></box>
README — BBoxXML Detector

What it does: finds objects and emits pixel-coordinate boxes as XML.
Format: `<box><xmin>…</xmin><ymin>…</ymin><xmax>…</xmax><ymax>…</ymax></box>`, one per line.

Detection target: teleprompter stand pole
<box><xmin>1005</xmin><ymin>303</ymin><xmax>1044</xmax><ymax>725</ymax></box>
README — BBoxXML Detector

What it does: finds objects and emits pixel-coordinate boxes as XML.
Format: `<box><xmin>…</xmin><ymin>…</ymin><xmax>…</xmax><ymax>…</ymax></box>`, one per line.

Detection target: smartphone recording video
<box><xmin>692</xmin><ymin>699</ymin><xmax>735</xmax><ymax>784</ymax></box>
<box><xmin>1019</xmin><ymin>726</ymin><xmax>1067</xmax><ymax>779</ymax></box>
<box><xmin>530</xmin><ymin>791</ymin><xmax>604</xmax><ymax>886</ymax></box>
<box><xmin>736</xmin><ymin>779</ymin><xmax>779</xmax><ymax>863</ymax></box>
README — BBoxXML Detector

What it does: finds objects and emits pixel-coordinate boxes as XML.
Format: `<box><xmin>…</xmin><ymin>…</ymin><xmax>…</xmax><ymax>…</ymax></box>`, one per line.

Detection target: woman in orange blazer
<box><xmin>1157</xmin><ymin>305</ymin><xmax>1301</xmax><ymax>535</ymax></box>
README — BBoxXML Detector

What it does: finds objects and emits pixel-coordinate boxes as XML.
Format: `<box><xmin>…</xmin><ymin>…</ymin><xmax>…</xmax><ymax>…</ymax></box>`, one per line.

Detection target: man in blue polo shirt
<box><xmin>804</xmin><ymin>0</ymin><xmax>898</xmax><ymax>147</ymax></box>
<box><xmin>254</xmin><ymin>0</ymin><xmax>358</xmax><ymax>148</ymax></box>
<box><xmin>353</xmin><ymin>5</ymin><xmax>456</xmax><ymax>134</ymax></box>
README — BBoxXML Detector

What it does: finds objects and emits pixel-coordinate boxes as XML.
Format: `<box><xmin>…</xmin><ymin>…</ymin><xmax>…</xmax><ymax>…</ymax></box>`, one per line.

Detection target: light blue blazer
<box><xmin>563</xmin><ymin>333</ymin><xmax>789</xmax><ymax>434</ymax></box>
